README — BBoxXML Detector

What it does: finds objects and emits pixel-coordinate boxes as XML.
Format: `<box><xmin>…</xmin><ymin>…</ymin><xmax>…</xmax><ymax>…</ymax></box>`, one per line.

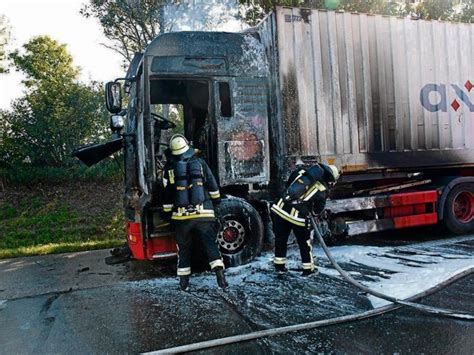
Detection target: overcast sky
<box><xmin>0</xmin><ymin>0</ymin><xmax>124</xmax><ymax>109</ymax></box>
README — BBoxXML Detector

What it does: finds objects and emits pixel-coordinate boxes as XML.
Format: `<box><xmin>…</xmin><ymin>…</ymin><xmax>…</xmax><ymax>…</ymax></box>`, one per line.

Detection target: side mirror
<box><xmin>105</xmin><ymin>82</ymin><xmax>122</xmax><ymax>114</ymax></box>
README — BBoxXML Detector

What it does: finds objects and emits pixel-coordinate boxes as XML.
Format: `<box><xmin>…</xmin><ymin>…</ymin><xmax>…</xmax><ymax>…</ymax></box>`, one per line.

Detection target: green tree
<box><xmin>240</xmin><ymin>0</ymin><xmax>473</xmax><ymax>25</ymax></box>
<box><xmin>0</xmin><ymin>15</ymin><xmax>10</xmax><ymax>73</ymax></box>
<box><xmin>413</xmin><ymin>0</ymin><xmax>454</xmax><ymax>20</ymax></box>
<box><xmin>9</xmin><ymin>36</ymin><xmax>78</xmax><ymax>89</ymax></box>
<box><xmin>80</xmin><ymin>0</ymin><xmax>171</xmax><ymax>63</ymax></box>
<box><xmin>81</xmin><ymin>0</ymin><xmax>244</xmax><ymax>64</ymax></box>
<box><xmin>414</xmin><ymin>0</ymin><xmax>474</xmax><ymax>22</ymax></box>
<box><xmin>239</xmin><ymin>0</ymin><xmax>406</xmax><ymax>25</ymax></box>
<box><xmin>455</xmin><ymin>1</ymin><xmax>474</xmax><ymax>23</ymax></box>
<box><xmin>239</xmin><ymin>1</ymin><xmax>325</xmax><ymax>26</ymax></box>
<box><xmin>337</xmin><ymin>0</ymin><xmax>408</xmax><ymax>15</ymax></box>
<box><xmin>0</xmin><ymin>36</ymin><xmax>109</xmax><ymax>167</ymax></box>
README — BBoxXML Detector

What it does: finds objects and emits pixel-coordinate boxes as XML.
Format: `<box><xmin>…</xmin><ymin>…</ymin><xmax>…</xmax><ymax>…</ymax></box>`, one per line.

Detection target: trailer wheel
<box><xmin>443</xmin><ymin>184</ymin><xmax>474</xmax><ymax>234</ymax></box>
<box><xmin>217</xmin><ymin>196</ymin><xmax>264</xmax><ymax>267</ymax></box>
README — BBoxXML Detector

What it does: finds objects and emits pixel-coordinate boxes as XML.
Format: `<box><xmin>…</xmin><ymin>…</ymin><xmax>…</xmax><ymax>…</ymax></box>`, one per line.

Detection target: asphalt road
<box><xmin>0</xmin><ymin>233</ymin><xmax>473</xmax><ymax>354</ymax></box>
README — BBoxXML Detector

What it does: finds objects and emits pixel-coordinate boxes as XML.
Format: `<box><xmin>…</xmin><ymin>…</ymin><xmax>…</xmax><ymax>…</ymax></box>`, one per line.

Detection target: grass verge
<box><xmin>0</xmin><ymin>240</ymin><xmax>123</xmax><ymax>259</ymax></box>
<box><xmin>0</xmin><ymin>181</ymin><xmax>125</xmax><ymax>259</ymax></box>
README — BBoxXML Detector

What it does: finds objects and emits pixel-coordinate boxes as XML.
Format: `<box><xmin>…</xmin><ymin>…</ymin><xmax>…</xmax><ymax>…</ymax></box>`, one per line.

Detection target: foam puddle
<box><xmin>313</xmin><ymin>241</ymin><xmax>474</xmax><ymax>308</ymax></box>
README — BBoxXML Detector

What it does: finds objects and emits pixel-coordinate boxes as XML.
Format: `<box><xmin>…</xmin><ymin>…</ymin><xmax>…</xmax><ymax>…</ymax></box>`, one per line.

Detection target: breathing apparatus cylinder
<box><xmin>188</xmin><ymin>159</ymin><xmax>206</xmax><ymax>206</ymax></box>
<box><xmin>174</xmin><ymin>160</ymin><xmax>190</xmax><ymax>208</ymax></box>
<box><xmin>285</xmin><ymin>171</ymin><xmax>310</xmax><ymax>201</ymax></box>
<box><xmin>285</xmin><ymin>165</ymin><xmax>325</xmax><ymax>201</ymax></box>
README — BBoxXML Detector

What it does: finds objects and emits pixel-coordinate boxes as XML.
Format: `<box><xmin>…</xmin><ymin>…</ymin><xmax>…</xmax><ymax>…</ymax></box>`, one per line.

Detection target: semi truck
<box><xmin>74</xmin><ymin>7</ymin><xmax>474</xmax><ymax>267</ymax></box>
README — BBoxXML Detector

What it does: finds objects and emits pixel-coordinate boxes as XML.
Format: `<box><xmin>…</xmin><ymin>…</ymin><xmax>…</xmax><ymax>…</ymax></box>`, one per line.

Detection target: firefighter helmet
<box><xmin>321</xmin><ymin>164</ymin><xmax>340</xmax><ymax>182</ymax></box>
<box><xmin>170</xmin><ymin>134</ymin><xmax>190</xmax><ymax>156</ymax></box>
<box><xmin>295</xmin><ymin>157</ymin><xmax>305</xmax><ymax>167</ymax></box>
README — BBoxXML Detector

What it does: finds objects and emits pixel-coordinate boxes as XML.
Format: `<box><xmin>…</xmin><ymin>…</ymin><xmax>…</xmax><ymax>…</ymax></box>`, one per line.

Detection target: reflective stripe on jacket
<box><xmin>271</xmin><ymin>199</ymin><xmax>306</xmax><ymax>227</ymax></box>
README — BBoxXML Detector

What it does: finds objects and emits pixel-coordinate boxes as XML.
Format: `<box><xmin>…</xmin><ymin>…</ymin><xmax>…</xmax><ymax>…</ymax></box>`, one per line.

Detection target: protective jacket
<box><xmin>271</xmin><ymin>165</ymin><xmax>329</xmax><ymax>227</ymax></box>
<box><xmin>162</xmin><ymin>154</ymin><xmax>221</xmax><ymax>221</ymax></box>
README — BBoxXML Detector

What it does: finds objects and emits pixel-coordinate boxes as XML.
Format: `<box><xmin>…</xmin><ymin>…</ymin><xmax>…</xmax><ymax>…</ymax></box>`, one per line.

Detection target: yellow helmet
<box><xmin>295</xmin><ymin>157</ymin><xmax>305</xmax><ymax>167</ymax></box>
<box><xmin>328</xmin><ymin>165</ymin><xmax>340</xmax><ymax>181</ymax></box>
<box><xmin>320</xmin><ymin>163</ymin><xmax>340</xmax><ymax>182</ymax></box>
<box><xmin>169</xmin><ymin>134</ymin><xmax>190</xmax><ymax>156</ymax></box>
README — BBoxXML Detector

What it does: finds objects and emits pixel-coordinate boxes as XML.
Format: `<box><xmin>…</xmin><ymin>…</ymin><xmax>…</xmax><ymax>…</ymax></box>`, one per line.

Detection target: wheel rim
<box><xmin>453</xmin><ymin>191</ymin><xmax>474</xmax><ymax>223</ymax></box>
<box><xmin>217</xmin><ymin>219</ymin><xmax>246</xmax><ymax>253</ymax></box>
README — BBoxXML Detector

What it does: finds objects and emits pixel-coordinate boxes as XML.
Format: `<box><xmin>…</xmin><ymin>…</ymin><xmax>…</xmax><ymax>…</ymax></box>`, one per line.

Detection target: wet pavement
<box><xmin>295</xmin><ymin>275</ymin><xmax>474</xmax><ymax>354</ymax></box>
<box><xmin>0</xmin><ymin>234</ymin><xmax>473</xmax><ymax>354</ymax></box>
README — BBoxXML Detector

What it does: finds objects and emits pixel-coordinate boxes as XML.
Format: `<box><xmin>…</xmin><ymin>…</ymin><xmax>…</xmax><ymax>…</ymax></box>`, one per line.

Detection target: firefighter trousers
<box><xmin>271</xmin><ymin>213</ymin><xmax>315</xmax><ymax>270</ymax></box>
<box><xmin>175</xmin><ymin>220</ymin><xmax>224</xmax><ymax>276</ymax></box>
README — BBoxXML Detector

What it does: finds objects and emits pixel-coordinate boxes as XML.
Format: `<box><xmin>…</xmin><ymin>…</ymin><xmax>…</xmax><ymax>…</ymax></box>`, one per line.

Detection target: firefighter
<box><xmin>271</xmin><ymin>160</ymin><xmax>339</xmax><ymax>275</ymax></box>
<box><xmin>162</xmin><ymin>134</ymin><xmax>228</xmax><ymax>291</ymax></box>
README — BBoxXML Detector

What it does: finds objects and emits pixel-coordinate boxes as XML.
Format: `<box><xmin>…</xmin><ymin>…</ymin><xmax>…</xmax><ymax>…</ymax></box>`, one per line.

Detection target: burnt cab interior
<box><xmin>150</xmin><ymin>78</ymin><xmax>218</xmax><ymax>166</ymax></box>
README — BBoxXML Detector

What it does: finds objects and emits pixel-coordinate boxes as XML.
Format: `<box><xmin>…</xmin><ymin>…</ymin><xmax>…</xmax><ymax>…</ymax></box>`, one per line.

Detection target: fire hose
<box><xmin>143</xmin><ymin>218</ymin><xmax>474</xmax><ymax>354</ymax></box>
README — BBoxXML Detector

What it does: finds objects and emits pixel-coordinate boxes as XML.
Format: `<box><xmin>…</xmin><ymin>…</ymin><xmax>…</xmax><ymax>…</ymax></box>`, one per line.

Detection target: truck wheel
<box><xmin>443</xmin><ymin>184</ymin><xmax>474</xmax><ymax>234</ymax></box>
<box><xmin>217</xmin><ymin>196</ymin><xmax>264</xmax><ymax>267</ymax></box>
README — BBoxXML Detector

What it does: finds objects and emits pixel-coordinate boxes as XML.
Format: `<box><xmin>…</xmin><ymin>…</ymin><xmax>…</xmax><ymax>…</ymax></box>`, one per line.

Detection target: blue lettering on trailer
<box><xmin>420</xmin><ymin>80</ymin><xmax>474</xmax><ymax>113</ymax></box>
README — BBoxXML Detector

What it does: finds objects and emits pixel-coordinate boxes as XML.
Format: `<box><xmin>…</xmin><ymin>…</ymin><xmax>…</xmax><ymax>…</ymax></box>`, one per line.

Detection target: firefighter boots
<box><xmin>179</xmin><ymin>275</ymin><xmax>190</xmax><ymax>291</ymax></box>
<box><xmin>302</xmin><ymin>268</ymin><xmax>319</xmax><ymax>276</ymax></box>
<box><xmin>274</xmin><ymin>264</ymin><xmax>288</xmax><ymax>273</ymax></box>
<box><xmin>214</xmin><ymin>267</ymin><xmax>228</xmax><ymax>289</ymax></box>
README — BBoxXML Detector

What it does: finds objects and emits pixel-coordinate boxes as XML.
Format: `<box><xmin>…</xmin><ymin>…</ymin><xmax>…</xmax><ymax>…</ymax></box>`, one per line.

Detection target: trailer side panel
<box><xmin>262</xmin><ymin>7</ymin><xmax>474</xmax><ymax>174</ymax></box>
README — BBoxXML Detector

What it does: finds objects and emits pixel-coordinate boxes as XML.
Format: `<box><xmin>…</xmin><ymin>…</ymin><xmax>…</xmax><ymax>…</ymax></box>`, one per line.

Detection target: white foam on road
<box><xmin>313</xmin><ymin>237</ymin><xmax>474</xmax><ymax>308</ymax></box>
<box><xmin>131</xmin><ymin>235</ymin><xmax>474</xmax><ymax>310</ymax></box>
<box><xmin>366</xmin><ymin>263</ymin><xmax>473</xmax><ymax>307</ymax></box>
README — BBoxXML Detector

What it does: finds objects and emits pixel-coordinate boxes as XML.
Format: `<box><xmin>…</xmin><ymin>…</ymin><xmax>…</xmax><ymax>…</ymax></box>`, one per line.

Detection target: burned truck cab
<box><xmin>125</xmin><ymin>32</ymin><xmax>271</xmax><ymax>265</ymax></box>
<box><xmin>141</xmin><ymin>32</ymin><xmax>270</xmax><ymax>191</ymax></box>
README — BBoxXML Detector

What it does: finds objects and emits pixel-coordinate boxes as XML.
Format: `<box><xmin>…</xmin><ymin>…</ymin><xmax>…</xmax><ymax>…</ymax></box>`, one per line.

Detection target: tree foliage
<box><xmin>239</xmin><ymin>0</ymin><xmax>407</xmax><ymax>25</ymax></box>
<box><xmin>0</xmin><ymin>36</ymin><xmax>109</xmax><ymax>167</ymax></box>
<box><xmin>336</xmin><ymin>0</ymin><xmax>407</xmax><ymax>15</ymax></box>
<box><xmin>80</xmin><ymin>0</ymin><xmax>168</xmax><ymax>63</ymax></box>
<box><xmin>0</xmin><ymin>15</ymin><xmax>10</xmax><ymax>74</ymax></box>
<box><xmin>239</xmin><ymin>0</ymin><xmax>474</xmax><ymax>25</ymax></box>
<box><xmin>414</xmin><ymin>0</ymin><xmax>474</xmax><ymax>22</ymax></box>
<box><xmin>81</xmin><ymin>0</ymin><xmax>244</xmax><ymax>64</ymax></box>
<box><xmin>239</xmin><ymin>0</ymin><xmax>323</xmax><ymax>25</ymax></box>
<box><xmin>9</xmin><ymin>36</ymin><xmax>79</xmax><ymax>89</ymax></box>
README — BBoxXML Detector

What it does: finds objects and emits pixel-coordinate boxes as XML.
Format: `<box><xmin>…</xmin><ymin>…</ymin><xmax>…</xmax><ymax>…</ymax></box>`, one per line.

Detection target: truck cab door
<box><xmin>214</xmin><ymin>77</ymin><xmax>270</xmax><ymax>186</ymax></box>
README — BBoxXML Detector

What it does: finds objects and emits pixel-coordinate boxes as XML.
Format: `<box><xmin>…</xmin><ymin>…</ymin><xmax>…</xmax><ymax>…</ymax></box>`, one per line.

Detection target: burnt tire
<box><xmin>324</xmin><ymin>216</ymin><xmax>349</xmax><ymax>246</ymax></box>
<box><xmin>216</xmin><ymin>196</ymin><xmax>264</xmax><ymax>267</ymax></box>
<box><xmin>443</xmin><ymin>183</ymin><xmax>474</xmax><ymax>234</ymax></box>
